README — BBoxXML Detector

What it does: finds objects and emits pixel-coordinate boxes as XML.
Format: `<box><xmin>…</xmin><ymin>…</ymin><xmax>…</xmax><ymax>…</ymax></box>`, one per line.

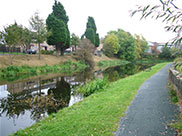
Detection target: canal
<box><xmin>0</xmin><ymin>63</ymin><xmax>153</xmax><ymax>136</ymax></box>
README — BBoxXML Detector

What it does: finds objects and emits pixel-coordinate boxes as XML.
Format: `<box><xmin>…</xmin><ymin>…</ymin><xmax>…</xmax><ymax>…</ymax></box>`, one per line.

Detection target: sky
<box><xmin>0</xmin><ymin>0</ymin><xmax>178</xmax><ymax>43</ymax></box>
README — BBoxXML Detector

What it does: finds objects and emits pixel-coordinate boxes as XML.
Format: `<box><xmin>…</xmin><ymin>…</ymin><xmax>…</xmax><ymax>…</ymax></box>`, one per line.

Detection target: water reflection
<box><xmin>0</xmin><ymin>77</ymin><xmax>76</xmax><ymax>122</ymax></box>
<box><xmin>47</xmin><ymin>77</ymin><xmax>71</xmax><ymax>114</ymax></box>
<box><xmin>104</xmin><ymin>63</ymin><xmax>153</xmax><ymax>82</ymax></box>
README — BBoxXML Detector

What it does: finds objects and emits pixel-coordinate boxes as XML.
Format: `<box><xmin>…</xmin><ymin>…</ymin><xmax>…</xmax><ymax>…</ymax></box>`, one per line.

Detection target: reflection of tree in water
<box><xmin>104</xmin><ymin>70</ymin><xmax>120</xmax><ymax>82</ymax></box>
<box><xmin>103</xmin><ymin>63</ymin><xmax>153</xmax><ymax>82</ymax></box>
<box><xmin>47</xmin><ymin>77</ymin><xmax>71</xmax><ymax>114</ymax></box>
<box><xmin>119</xmin><ymin>63</ymin><xmax>138</xmax><ymax>76</ymax></box>
<box><xmin>0</xmin><ymin>93</ymin><xmax>32</xmax><ymax>118</ymax></box>
<box><xmin>0</xmin><ymin>77</ymin><xmax>71</xmax><ymax>122</ymax></box>
<box><xmin>75</xmin><ymin>68</ymin><xmax>94</xmax><ymax>82</ymax></box>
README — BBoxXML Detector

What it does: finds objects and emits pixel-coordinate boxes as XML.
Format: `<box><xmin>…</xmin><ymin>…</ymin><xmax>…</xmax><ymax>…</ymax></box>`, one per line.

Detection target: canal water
<box><xmin>0</xmin><ymin>63</ymin><xmax>153</xmax><ymax>136</ymax></box>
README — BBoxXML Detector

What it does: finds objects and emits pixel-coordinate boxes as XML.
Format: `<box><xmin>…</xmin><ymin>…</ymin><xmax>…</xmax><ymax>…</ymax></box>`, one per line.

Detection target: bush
<box><xmin>76</xmin><ymin>77</ymin><xmax>109</xmax><ymax>97</ymax></box>
<box><xmin>159</xmin><ymin>46</ymin><xmax>172</xmax><ymax>59</ymax></box>
<box><xmin>74</xmin><ymin>39</ymin><xmax>95</xmax><ymax>68</ymax></box>
<box><xmin>41</xmin><ymin>50</ymin><xmax>54</xmax><ymax>55</ymax></box>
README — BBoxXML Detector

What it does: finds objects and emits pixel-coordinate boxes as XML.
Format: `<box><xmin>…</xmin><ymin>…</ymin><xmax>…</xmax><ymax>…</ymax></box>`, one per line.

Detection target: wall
<box><xmin>169</xmin><ymin>65</ymin><xmax>182</xmax><ymax>107</ymax></box>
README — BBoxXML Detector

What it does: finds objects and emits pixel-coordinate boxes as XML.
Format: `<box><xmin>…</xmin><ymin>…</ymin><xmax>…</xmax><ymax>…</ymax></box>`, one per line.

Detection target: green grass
<box><xmin>169</xmin><ymin>121</ymin><xmax>182</xmax><ymax>130</ymax></box>
<box><xmin>169</xmin><ymin>113</ymin><xmax>182</xmax><ymax>133</ymax></box>
<box><xmin>12</xmin><ymin>63</ymin><xmax>168</xmax><ymax>136</ymax></box>
<box><xmin>98</xmin><ymin>60</ymin><xmax>129</xmax><ymax>68</ymax></box>
<box><xmin>0</xmin><ymin>61</ymin><xmax>87</xmax><ymax>82</ymax></box>
<box><xmin>168</xmin><ymin>83</ymin><xmax>178</xmax><ymax>103</ymax></box>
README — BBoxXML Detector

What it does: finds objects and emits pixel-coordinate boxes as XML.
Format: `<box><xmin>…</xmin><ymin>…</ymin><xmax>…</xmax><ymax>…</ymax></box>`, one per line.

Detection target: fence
<box><xmin>0</xmin><ymin>45</ymin><xmax>21</xmax><ymax>53</ymax></box>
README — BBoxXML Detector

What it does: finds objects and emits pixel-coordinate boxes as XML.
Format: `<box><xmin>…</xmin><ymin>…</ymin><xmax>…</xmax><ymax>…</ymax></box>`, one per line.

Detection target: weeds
<box><xmin>0</xmin><ymin>61</ymin><xmax>87</xmax><ymax>82</ymax></box>
<box><xmin>168</xmin><ymin>83</ymin><xmax>178</xmax><ymax>103</ymax></box>
<box><xmin>76</xmin><ymin>77</ymin><xmax>109</xmax><ymax>97</ymax></box>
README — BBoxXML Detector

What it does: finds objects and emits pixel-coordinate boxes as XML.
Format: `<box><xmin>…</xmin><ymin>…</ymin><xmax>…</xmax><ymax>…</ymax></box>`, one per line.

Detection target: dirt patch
<box><xmin>0</xmin><ymin>54</ymin><xmax>114</xmax><ymax>69</ymax></box>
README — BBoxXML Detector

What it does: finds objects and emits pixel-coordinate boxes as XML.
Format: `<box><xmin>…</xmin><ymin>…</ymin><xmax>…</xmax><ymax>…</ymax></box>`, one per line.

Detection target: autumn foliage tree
<box><xmin>108</xmin><ymin>29</ymin><xmax>137</xmax><ymax>61</ymax></box>
<box><xmin>103</xmin><ymin>34</ymin><xmax>120</xmax><ymax>57</ymax></box>
<box><xmin>135</xmin><ymin>34</ymin><xmax>148</xmax><ymax>59</ymax></box>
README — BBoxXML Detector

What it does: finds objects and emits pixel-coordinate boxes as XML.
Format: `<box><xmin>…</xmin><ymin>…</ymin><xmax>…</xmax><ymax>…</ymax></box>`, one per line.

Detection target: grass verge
<box><xmin>98</xmin><ymin>60</ymin><xmax>129</xmax><ymax>68</ymax></box>
<box><xmin>12</xmin><ymin>62</ymin><xmax>168</xmax><ymax>136</ymax></box>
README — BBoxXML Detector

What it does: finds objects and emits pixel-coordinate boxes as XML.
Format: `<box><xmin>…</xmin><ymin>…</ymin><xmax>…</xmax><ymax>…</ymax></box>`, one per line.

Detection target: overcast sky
<box><xmin>0</xmin><ymin>0</ymin><xmax>178</xmax><ymax>43</ymax></box>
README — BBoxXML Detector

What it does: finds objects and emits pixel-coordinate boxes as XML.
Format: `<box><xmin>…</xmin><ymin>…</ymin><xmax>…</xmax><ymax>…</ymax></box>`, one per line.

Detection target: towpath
<box><xmin>116</xmin><ymin>64</ymin><xmax>179</xmax><ymax>136</ymax></box>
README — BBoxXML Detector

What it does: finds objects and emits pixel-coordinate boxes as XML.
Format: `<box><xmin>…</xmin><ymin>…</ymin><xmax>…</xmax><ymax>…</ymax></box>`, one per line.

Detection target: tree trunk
<box><xmin>39</xmin><ymin>77</ymin><xmax>42</xmax><ymax>96</ymax></box>
<box><xmin>38</xmin><ymin>43</ymin><xmax>41</xmax><ymax>60</ymax></box>
<box><xmin>75</xmin><ymin>45</ymin><xmax>76</xmax><ymax>51</ymax></box>
<box><xmin>9</xmin><ymin>47</ymin><xmax>13</xmax><ymax>65</ymax></box>
<box><xmin>61</xmin><ymin>48</ymin><xmax>65</xmax><ymax>56</ymax></box>
<box><xmin>56</xmin><ymin>44</ymin><xmax>60</xmax><ymax>57</ymax></box>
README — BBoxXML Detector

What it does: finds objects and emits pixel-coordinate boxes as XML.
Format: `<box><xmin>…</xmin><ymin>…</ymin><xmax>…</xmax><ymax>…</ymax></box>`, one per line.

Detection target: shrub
<box><xmin>76</xmin><ymin>77</ymin><xmax>109</xmax><ymax>97</ymax></box>
<box><xmin>159</xmin><ymin>46</ymin><xmax>172</xmax><ymax>59</ymax></box>
<box><xmin>41</xmin><ymin>50</ymin><xmax>54</xmax><ymax>55</ymax></box>
<box><xmin>74</xmin><ymin>39</ymin><xmax>95</xmax><ymax>68</ymax></box>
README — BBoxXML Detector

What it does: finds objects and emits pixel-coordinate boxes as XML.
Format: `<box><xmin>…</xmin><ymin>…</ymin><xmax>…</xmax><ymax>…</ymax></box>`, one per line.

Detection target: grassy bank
<box><xmin>0</xmin><ymin>61</ymin><xmax>87</xmax><ymax>82</ymax></box>
<box><xmin>135</xmin><ymin>58</ymin><xmax>172</xmax><ymax>64</ymax></box>
<box><xmin>98</xmin><ymin>60</ymin><xmax>129</xmax><ymax>68</ymax></box>
<box><xmin>12</xmin><ymin>62</ymin><xmax>168</xmax><ymax>136</ymax></box>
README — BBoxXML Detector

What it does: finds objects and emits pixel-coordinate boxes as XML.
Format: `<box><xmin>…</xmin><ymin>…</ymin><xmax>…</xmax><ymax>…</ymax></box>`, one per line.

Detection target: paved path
<box><xmin>116</xmin><ymin>64</ymin><xmax>179</xmax><ymax>136</ymax></box>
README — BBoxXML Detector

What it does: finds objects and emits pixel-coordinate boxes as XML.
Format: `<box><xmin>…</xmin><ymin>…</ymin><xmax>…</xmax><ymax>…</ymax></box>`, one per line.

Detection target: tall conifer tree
<box><xmin>46</xmin><ymin>0</ymin><xmax>70</xmax><ymax>56</ymax></box>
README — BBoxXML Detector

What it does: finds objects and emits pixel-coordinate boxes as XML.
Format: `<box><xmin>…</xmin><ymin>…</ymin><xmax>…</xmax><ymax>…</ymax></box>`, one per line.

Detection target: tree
<box><xmin>103</xmin><ymin>34</ymin><xmax>120</xmax><ymax>57</ymax></box>
<box><xmin>135</xmin><ymin>34</ymin><xmax>149</xmax><ymax>59</ymax></box>
<box><xmin>159</xmin><ymin>45</ymin><xmax>172</xmax><ymax>59</ymax></box>
<box><xmin>29</xmin><ymin>11</ymin><xmax>47</xmax><ymax>60</ymax></box>
<box><xmin>85</xmin><ymin>28</ymin><xmax>95</xmax><ymax>45</ymax></box>
<box><xmin>20</xmin><ymin>27</ymin><xmax>32</xmax><ymax>53</ymax></box>
<box><xmin>109</xmin><ymin>29</ymin><xmax>137</xmax><ymax>61</ymax></box>
<box><xmin>131</xmin><ymin>0</ymin><xmax>182</xmax><ymax>48</ymax></box>
<box><xmin>2</xmin><ymin>23</ymin><xmax>23</xmax><ymax>64</ymax></box>
<box><xmin>83</xmin><ymin>16</ymin><xmax>100</xmax><ymax>47</ymax></box>
<box><xmin>75</xmin><ymin>39</ymin><xmax>95</xmax><ymax>68</ymax></box>
<box><xmin>140</xmin><ymin>36</ymin><xmax>149</xmax><ymax>57</ymax></box>
<box><xmin>0</xmin><ymin>31</ymin><xmax>4</xmax><ymax>46</ymax></box>
<box><xmin>46</xmin><ymin>0</ymin><xmax>70</xmax><ymax>56</ymax></box>
<box><xmin>46</xmin><ymin>14</ymin><xmax>67</xmax><ymax>56</ymax></box>
<box><xmin>71</xmin><ymin>33</ymin><xmax>80</xmax><ymax>51</ymax></box>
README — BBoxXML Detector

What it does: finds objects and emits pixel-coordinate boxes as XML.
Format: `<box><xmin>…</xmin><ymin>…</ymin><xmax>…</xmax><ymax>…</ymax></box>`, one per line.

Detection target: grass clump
<box><xmin>76</xmin><ymin>77</ymin><xmax>109</xmax><ymax>97</ymax></box>
<box><xmin>11</xmin><ymin>62</ymin><xmax>168</xmax><ymax>136</ymax></box>
<box><xmin>169</xmin><ymin>121</ymin><xmax>182</xmax><ymax>130</ymax></box>
<box><xmin>98</xmin><ymin>60</ymin><xmax>129</xmax><ymax>68</ymax></box>
<box><xmin>169</xmin><ymin>113</ymin><xmax>182</xmax><ymax>135</ymax></box>
<box><xmin>168</xmin><ymin>83</ymin><xmax>178</xmax><ymax>103</ymax></box>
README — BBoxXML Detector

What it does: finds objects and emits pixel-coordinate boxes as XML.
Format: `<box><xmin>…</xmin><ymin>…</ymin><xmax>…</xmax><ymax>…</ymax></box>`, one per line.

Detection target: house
<box><xmin>30</xmin><ymin>41</ymin><xmax>55</xmax><ymax>53</ymax></box>
<box><xmin>147</xmin><ymin>41</ymin><xmax>173</xmax><ymax>54</ymax></box>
